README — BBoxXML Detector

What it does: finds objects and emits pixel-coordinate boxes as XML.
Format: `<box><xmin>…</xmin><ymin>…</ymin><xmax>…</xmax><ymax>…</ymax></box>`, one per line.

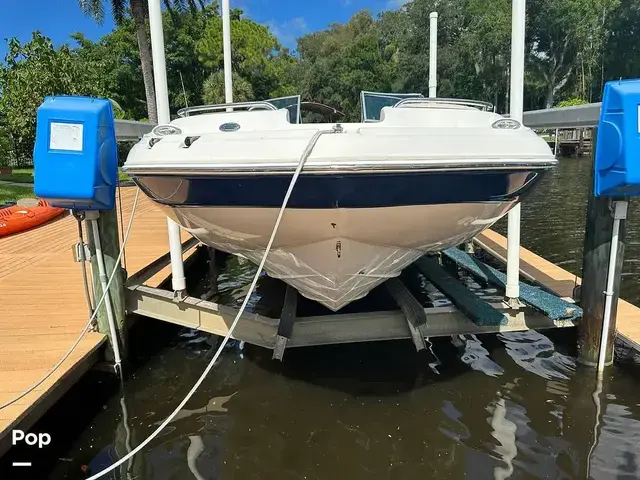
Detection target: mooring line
<box><xmin>0</xmin><ymin>189</ymin><xmax>141</xmax><ymax>411</ymax></box>
<box><xmin>86</xmin><ymin>126</ymin><xmax>343</xmax><ymax>480</ymax></box>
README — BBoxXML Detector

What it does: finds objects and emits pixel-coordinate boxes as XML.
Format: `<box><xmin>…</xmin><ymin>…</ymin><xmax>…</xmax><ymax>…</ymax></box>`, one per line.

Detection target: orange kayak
<box><xmin>0</xmin><ymin>200</ymin><xmax>65</xmax><ymax>238</ymax></box>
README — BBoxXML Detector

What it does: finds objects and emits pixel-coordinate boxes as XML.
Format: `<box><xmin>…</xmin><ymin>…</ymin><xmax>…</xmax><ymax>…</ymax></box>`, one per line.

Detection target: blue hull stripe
<box><xmin>133</xmin><ymin>170</ymin><xmax>546</xmax><ymax>209</ymax></box>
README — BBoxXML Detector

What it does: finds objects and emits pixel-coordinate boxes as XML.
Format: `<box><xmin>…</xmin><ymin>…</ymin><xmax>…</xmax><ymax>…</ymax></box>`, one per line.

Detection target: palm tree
<box><xmin>78</xmin><ymin>0</ymin><xmax>203</xmax><ymax>123</ymax></box>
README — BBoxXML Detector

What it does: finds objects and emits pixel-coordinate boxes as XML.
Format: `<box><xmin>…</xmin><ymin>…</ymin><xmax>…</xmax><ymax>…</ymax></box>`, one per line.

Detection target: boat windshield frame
<box><xmin>361</xmin><ymin>91</ymin><xmax>495</xmax><ymax>122</ymax></box>
<box><xmin>361</xmin><ymin>91</ymin><xmax>424</xmax><ymax>122</ymax></box>
<box><xmin>177</xmin><ymin>95</ymin><xmax>302</xmax><ymax>123</ymax></box>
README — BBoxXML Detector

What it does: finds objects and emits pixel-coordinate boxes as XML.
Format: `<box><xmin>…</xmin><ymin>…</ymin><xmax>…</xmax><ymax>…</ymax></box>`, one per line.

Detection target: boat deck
<box><xmin>0</xmin><ymin>187</ymin><xmax>189</xmax><ymax>456</ymax></box>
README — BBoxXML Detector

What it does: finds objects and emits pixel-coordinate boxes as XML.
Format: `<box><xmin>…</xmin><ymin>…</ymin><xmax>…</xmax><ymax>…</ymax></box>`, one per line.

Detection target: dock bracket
<box><xmin>385</xmin><ymin>277</ymin><xmax>427</xmax><ymax>351</ymax></box>
<box><xmin>464</xmin><ymin>241</ymin><xmax>475</xmax><ymax>255</ymax></box>
<box><xmin>73</xmin><ymin>242</ymin><xmax>92</xmax><ymax>263</ymax></box>
<box><xmin>504</xmin><ymin>296</ymin><xmax>525</xmax><ymax>310</ymax></box>
<box><xmin>173</xmin><ymin>289</ymin><xmax>187</xmax><ymax>303</ymax></box>
<box><xmin>272</xmin><ymin>285</ymin><xmax>298</xmax><ymax>361</ymax></box>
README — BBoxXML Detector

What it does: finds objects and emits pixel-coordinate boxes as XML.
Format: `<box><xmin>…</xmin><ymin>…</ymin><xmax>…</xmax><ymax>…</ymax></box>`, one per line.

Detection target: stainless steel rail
<box><xmin>394</xmin><ymin>97</ymin><xmax>494</xmax><ymax>112</ymax></box>
<box><xmin>177</xmin><ymin>101</ymin><xmax>277</xmax><ymax>117</ymax></box>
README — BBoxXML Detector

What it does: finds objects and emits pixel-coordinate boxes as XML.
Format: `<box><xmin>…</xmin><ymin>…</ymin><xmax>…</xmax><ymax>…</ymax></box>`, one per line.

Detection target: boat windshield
<box><xmin>265</xmin><ymin>95</ymin><xmax>301</xmax><ymax>124</ymax></box>
<box><xmin>361</xmin><ymin>91</ymin><xmax>424</xmax><ymax>122</ymax></box>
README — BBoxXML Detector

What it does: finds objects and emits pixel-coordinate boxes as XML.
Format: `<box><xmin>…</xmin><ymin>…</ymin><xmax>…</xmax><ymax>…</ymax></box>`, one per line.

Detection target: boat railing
<box><xmin>393</xmin><ymin>97</ymin><xmax>495</xmax><ymax>112</ymax></box>
<box><xmin>177</xmin><ymin>101</ymin><xmax>278</xmax><ymax>118</ymax></box>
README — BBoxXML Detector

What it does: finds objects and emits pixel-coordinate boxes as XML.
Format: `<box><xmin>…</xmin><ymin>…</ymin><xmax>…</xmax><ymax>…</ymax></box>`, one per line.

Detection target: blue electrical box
<box><xmin>595</xmin><ymin>79</ymin><xmax>640</xmax><ymax>197</ymax></box>
<box><xmin>34</xmin><ymin>96</ymin><xmax>117</xmax><ymax>210</ymax></box>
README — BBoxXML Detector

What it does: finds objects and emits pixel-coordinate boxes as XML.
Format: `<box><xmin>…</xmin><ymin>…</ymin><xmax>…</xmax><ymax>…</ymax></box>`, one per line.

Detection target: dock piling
<box><xmin>579</xmin><ymin>132</ymin><xmax>628</xmax><ymax>367</ymax></box>
<box><xmin>85</xmin><ymin>209</ymin><xmax>127</xmax><ymax>368</ymax></box>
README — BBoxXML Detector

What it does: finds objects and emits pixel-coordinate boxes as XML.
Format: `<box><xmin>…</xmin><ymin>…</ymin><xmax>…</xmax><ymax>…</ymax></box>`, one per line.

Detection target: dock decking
<box><xmin>0</xmin><ymin>187</ymin><xmax>189</xmax><ymax>456</ymax></box>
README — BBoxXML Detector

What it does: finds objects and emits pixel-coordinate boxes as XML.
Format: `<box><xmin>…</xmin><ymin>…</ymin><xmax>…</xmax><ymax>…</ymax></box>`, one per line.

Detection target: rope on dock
<box><xmin>86</xmin><ymin>126</ymin><xmax>344</xmax><ymax>480</ymax></box>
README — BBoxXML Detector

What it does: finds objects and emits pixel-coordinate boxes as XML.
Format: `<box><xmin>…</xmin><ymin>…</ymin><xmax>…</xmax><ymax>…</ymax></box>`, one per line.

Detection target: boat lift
<box><xmin>130</xmin><ymin>0</ymin><xmax>577</xmax><ymax>361</ymax></box>
<box><xmin>150</xmin><ymin>0</ymin><xmax>528</xmax><ymax>313</ymax></box>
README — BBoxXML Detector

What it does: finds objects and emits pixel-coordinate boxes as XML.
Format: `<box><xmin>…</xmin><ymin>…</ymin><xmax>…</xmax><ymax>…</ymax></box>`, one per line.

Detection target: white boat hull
<box><xmin>124</xmin><ymin>97</ymin><xmax>557</xmax><ymax>310</ymax></box>
<box><xmin>164</xmin><ymin>201</ymin><xmax>516</xmax><ymax>310</ymax></box>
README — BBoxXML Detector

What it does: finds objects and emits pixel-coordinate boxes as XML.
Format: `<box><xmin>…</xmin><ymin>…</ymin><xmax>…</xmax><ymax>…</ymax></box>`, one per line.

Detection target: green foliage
<box><xmin>0</xmin><ymin>32</ymin><xmax>108</xmax><ymax>164</ymax></box>
<box><xmin>0</xmin><ymin>184</ymin><xmax>35</xmax><ymax>203</ymax></box>
<box><xmin>297</xmin><ymin>11</ymin><xmax>399</xmax><ymax>121</ymax></box>
<box><xmin>197</xmin><ymin>8</ymin><xmax>296</xmax><ymax>102</ymax></box>
<box><xmin>203</xmin><ymin>71</ymin><xmax>254</xmax><ymax>104</ymax></box>
<box><xmin>198</xmin><ymin>9</ymin><xmax>278</xmax><ymax>73</ymax></box>
<box><xmin>2</xmin><ymin>0</ymin><xmax>640</xmax><ymax>155</ymax></box>
<box><xmin>0</xmin><ymin>128</ymin><xmax>13</xmax><ymax>167</ymax></box>
<box><xmin>556</xmin><ymin>98</ymin><xmax>588</xmax><ymax>107</ymax></box>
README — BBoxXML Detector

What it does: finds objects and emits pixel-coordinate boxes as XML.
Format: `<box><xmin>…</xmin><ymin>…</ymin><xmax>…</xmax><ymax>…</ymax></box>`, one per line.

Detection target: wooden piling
<box><xmin>86</xmin><ymin>209</ymin><xmax>127</xmax><ymax>363</ymax></box>
<box><xmin>578</xmin><ymin>130</ymin><xmax>627</xmax><ymax>366</ymax></box>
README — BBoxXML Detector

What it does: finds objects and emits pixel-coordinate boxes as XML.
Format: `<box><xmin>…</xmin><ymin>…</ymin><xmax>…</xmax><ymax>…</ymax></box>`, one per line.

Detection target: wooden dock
<box><xmin>0</xmin><ymin>187</ymin><xmax>189</xmax><ymax>456</ymax></box>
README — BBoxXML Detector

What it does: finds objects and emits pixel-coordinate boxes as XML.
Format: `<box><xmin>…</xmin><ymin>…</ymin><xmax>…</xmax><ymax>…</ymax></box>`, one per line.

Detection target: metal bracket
<box><xmin>83</xmin><ymin>210</ymin><xmax>100</xmax><ymax>221</ymax></box>
<box><xmin>612</xmin><ymin>200</ymin><xmax>628</xmax><ymax>220</ymax></box>
<box><xmin>464</xmin><ymin>241</ymin><xmax>475</xmax><ymax>255</ymax></box>
<box><xmin>272</xmin><ymin>285</ymin><xmax>298</xmax><ymax>361</ymax></box>
<box><xmin>72</xmin><ymin>242</ymin><xmax>92</xmax><ymax>263</ymax></box>
<box><xmin>172</xmin><ymin>289</ymin><xmax>187</xmax><ymax>303</ymax></box>
<box><xmin>504</xmin><ymin>296</ymin><xmax>526</xmax><ymax>310</ymax></box>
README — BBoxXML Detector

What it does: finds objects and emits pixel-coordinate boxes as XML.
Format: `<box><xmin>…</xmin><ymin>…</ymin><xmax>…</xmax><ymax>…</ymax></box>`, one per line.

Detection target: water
<box><xmin>3</xmin><ymin>158</ymin><xmax>640</xmax><ymax>480</ymax></box>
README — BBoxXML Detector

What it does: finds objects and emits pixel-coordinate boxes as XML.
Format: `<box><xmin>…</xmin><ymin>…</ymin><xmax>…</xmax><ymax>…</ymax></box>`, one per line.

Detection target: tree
<box><xmin>77</xmin><ymin>0</ymin><xmax>202</xmax><ymax>123</ymax></box>
<box><xmin>297</xmin><ymin>11</ymin><xmax>398</xmax><ymax>120</ymax></box>
<box><xmin>601</xmin><ymin>0</ymin><xmax>639</xmax><ymax>89</ymax></box>
<box><xmin>202</xmin><ymin>70</ymin><xmax>253</xmax><ymax>103</ymax></box>
<box><xmin>197</xmin><ymin>8</ymin><xmax>297</xmax><ymax>102</ymax></box>
<box><xmin>526</xmin><ymin>0</ymin><xmax>619</xmax><ymax>108</ymax></box>
<box><xmin>0</xmin><ymin>32</ymin><xmax>108</xmax><ymax>163</ymax></box>
<box><xmin>72</xmin><ymin>25</ymin><xmax>147</xmax><ymax>120</ymax></box>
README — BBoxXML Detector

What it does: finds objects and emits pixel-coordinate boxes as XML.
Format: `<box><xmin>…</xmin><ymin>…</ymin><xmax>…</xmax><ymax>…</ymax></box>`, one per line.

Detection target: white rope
<box><xmin>0</xmin><ymin>189</ymin><xmax>141</xmax><ymax>410</ymax></box>
<box><xmin>87</xmin><ymin>127</ymin><xmax>341</xmax><ymax>480</ymax></box>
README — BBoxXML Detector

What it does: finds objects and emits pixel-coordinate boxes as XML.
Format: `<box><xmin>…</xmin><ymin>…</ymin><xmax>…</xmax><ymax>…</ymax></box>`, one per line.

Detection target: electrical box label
<box><xmin>49</xmin><ymin>122</ymin><xmax>83</xmax><ymax>151</ymax></box>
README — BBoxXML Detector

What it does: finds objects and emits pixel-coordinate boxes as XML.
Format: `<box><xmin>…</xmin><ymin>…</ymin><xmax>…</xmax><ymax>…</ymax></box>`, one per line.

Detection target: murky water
<box><xmin>3</xmin><ymin>158</ymin><xmax>640</xmax><ymax>480</ymax></box>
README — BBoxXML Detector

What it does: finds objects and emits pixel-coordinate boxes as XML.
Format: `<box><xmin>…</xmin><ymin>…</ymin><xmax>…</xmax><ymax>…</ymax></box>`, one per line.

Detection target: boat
<box><xmin>123</xmin><ymin>92</ymin><xmax>557</xmax><ymax>311</ymax></box>
<box><xmin>0</xmin><ymin>199</ymin><xmax>65</xmax><ymax>238</ymax></box>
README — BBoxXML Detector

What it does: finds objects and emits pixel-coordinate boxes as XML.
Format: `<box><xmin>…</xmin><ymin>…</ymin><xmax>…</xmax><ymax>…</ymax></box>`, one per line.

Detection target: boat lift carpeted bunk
<box><xmin>125</xmin><ymin>243</ymin><xmax>582</xmax><ymax>362</ymax></box>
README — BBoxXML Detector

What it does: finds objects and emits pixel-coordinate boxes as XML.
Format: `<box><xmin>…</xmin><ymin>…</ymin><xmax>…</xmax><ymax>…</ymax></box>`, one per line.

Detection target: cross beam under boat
<box><xmin>125</xmin><ymin>284</ymin><xmax>577</xmax><ymax>350</ymax></box>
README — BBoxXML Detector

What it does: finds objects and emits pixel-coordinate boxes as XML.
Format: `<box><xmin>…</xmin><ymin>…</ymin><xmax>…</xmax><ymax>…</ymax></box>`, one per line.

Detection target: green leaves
<box><xmin>196</xmin><ymin>9</ymin><xmax>297</xmax><ymax>103</ymax></box>
<box><xmin>0</xmin><ymin>32</ymin><xmax>108</xmax><ymax>163</ymax></box>
<box><xmin>202</xmin><ymin>71</ymin><xmax>254</xmax><ymax>104</ymax></box>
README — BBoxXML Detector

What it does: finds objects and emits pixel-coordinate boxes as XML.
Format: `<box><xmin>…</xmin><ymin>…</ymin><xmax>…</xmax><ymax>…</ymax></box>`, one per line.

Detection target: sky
<box><xmin>0</xmin><ymin>0</ymin><xmax>408</xmax><ymax>60</ymax></box>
